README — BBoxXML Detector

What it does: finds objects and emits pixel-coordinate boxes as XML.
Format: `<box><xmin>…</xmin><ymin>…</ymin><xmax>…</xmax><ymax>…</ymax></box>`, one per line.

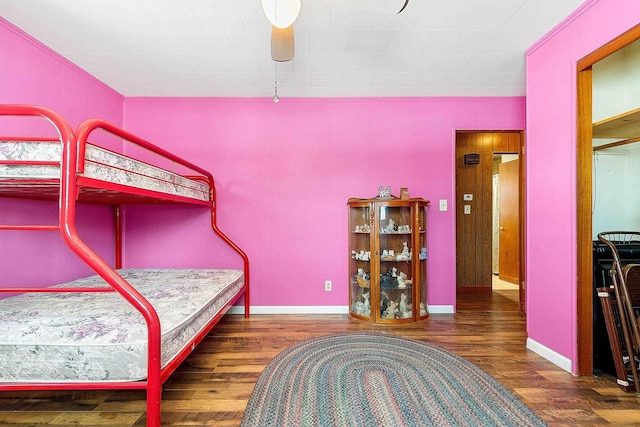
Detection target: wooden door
<box><xmin>498</xmin><ymin>159</ymin><xmax>520</xmax><ymax>284</ymax></box>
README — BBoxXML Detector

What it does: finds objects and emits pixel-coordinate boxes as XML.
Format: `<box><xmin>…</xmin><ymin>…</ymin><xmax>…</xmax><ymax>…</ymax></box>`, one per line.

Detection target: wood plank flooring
<box><xmin>1</xmin><ymin>289</ymin><xmax>639</xmax><ymax>426</ymax></box>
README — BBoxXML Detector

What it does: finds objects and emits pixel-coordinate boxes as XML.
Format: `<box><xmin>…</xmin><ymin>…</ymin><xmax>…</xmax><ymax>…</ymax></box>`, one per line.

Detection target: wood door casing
<box><xmin>576</xmin><ymin>23</ymin><xmax>640</xmax><ymax>376</ymax></box>
<box><xmin>455</xmin><ymin>131</ymin><xmax>521</xmax><ymax>292</ymax></box>
<box><xmin>498</xmin><ymin>159</ymin><xmax>520</xmax><ymax>284</ymax></box>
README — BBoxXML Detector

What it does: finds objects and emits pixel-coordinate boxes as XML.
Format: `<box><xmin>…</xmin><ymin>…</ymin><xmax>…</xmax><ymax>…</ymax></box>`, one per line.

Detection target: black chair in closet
<box><xmin>596</xmin><ymin>232</ymin><xmax>640</xmax><ymax>395</ymax></box>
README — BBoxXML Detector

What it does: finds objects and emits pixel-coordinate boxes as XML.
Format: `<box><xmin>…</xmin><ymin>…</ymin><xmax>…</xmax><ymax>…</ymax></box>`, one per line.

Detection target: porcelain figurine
<box><xmin>419</xmin><ymin>302</ymin><xmax>427</xmax><ymax>317</ymax></box>
<box><xmin>383</xmin><ymin>218</ymin><xmax>396</xmax><ymax>233</ymax></box>
<box><xmin>396</xmin><ymin>241</ymin><xmax>411</xmax><ymax>261</ymax></box>
<box><xmin>380</xmin><ymin>291</ymin><xmax>390</xmax><ymax>316</ymax></box>
<box><xmin>379</xmin><ymin>185</ymin><xmax>391</xmax><ymax>198</ymax></box>
<box><xmin>397</xmin><ymin>271</ymin><xmax>408</xmax><ymax>288</ymax></box>
<box><xmin>399</xmin><ymin>292</ymin><xmax>408</xmax><ymax>314</ymax></box>
<box><xmin>354</xmin><ymin>250</ymin><xmax>370</xmax><ymax>261</ymax></box>
<box><xmin>384</xmin><ymin>300</ymin><xmax>397</xmax><ymax>319</ymax></box>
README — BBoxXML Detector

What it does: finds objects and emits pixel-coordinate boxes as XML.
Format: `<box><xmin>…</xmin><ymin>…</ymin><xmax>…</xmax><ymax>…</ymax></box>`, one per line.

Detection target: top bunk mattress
<box><xmin>0</xmin><ymin>139</ymin><xmax>210</xmax><ymax>203</ymax></box>
<box><xmin>0</xmin><ymin>268</ymin><xmax>244</xmax><ymax>383</ymax></box>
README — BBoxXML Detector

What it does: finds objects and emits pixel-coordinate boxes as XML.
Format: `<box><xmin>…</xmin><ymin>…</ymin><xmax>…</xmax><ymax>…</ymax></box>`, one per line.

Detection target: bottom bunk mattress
<box><xmin>0</xmin><ymin>268</ymin><xmax>244</xmax><ymax>383</ymax></box>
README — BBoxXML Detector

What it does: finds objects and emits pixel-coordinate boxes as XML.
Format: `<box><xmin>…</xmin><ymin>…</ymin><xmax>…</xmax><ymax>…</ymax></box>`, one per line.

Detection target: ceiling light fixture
<box><xmin>262</xmin><ymin>0</ymin><xmax>301</xmax><ymax>28</ymax></box>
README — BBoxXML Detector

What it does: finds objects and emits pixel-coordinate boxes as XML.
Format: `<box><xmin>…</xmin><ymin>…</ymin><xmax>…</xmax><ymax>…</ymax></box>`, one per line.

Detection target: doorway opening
<box><xmin>492</xmin><ymin>154</ymin><xmax>520</xmax><ymax>292</ymax></box>
<box><xmin>455</xmin><ymin>131</ymin><xmax>524</xmax><ymax>311</ymax></box>
<box><xmin>576</xmin><ymin>24</ymin><xmax>640</xmax><ymax>376</ymax></box>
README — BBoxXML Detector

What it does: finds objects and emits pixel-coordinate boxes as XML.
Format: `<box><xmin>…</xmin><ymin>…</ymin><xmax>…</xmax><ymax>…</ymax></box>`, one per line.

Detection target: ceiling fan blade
<box><xmin>271</xmin><ymin>25</ymin><xmax>295</xmax><ymax>62</ymax></box>
<box><xmin>397</xmin><ymin>0</ymin><xmax>409</xmax><ymax>14</ymax></box>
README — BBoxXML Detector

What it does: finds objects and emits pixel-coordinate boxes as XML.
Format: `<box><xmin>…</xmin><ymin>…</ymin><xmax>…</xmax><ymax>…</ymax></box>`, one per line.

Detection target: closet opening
<box><xmin>576</xmin><ymin>24</ymin><xmax>640</xmax><ymax>376</ymax></box>
<box><xmin>492</xmin><ymin>153</ymin><xmax>520</xmax><ymax>292</ymax></box>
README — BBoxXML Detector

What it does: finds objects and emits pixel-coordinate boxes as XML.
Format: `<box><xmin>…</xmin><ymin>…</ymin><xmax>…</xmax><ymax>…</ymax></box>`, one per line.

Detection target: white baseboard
<box><xmin>228</xmin><ymin>306</ymin><xmax>350</xmax><ymax>315</ymax></box>
<box><xmin>526</xmin><ymin>337</ymin><xmax>573</xmax><ymax>373</ymax></box>
<box><xmin>428</xmin><ymin>305</ymin><xmax>455</xmax><ymax>314</ymax></box>
<box><xmin>228</xmin><ymin>305</ymin><xmax>455</xmax><ymax>315</ymax></box>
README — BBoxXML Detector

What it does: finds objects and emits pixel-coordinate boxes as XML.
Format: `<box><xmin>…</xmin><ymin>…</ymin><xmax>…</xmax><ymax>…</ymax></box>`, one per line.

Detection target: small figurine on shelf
<box><xmin>419</xmin><ymin>247</ymin><xmax>427</xmax><ymax>260</ymax></box>
<box><xmin>356</xmin><ymin>269</ymin><xmax>370</xmax><ymax>288</ymax></box>
<box><xmin>352</xmin><ymin>250</ymin><xmax>371</xmax><ymax>261</ymax></box>
<box><xmin>381</xmin><ymin>249</ymin><xmax>394</xmax><ymax>261</ymax></box>
<box><xmin>399</xmin><ymin>293</ymin><xmax>412</xmax><ymax>319</ymax></box>
<box><xmin>384</xmin><ymin>300</ymin><xmax>398</xmax><ymax>319</ymax></box>
<box><xmin>378</xmin><ymin>185</ymin><xmax>392</xmax><ymax>198</ymax></box>
<box><xmin>398</xmin><ymin>224</ymin><xmax>411</xmax><ymax>233</ymax></box>
<box><xmin>383</xmin><ymin>218</ymin><xmax>396</xmax><ymax>234</ymax></box>
<box><xmin>362</xmin><ymin>292</ymin><xmax>370</xmax><ymax>314</ymax></box>
<box><xmin>380</xmin><ymin>274</ymin><xmax>397</xmax><ymax>289</ymax></box>
<box><xmin>380</xmin><ymin>291</ymin><xmax>390</xmax><ymax>316</ymax></box>
<box><xmin>397</xmin><ymin>271</ymin><xmax>412</xmax><ymax>289</ymax></box>
<box><xmin>399</xmin><ymin>292</ymin><xmax>408</xmax><ymax>314</ymax></box>
<box><xmin>355</xmin><ymin>224</ymin><xmax>370</xmax><ymax>233</ymax></box>
<box><xmin>391</xmin><ymin>267</ymin><xmax>398</xmax><ymax>277</ymax></box>
<box><xmin>419</xmin><ymin>302</ymin><xmax>427</xmax><ymax>317</ymax></box>
<box><xmin>354</xmin><ymin>301</ymin><xmax>366</xmax><ymax>316</ymax></box>
<box><xmin>396</xmin><ymin>241</ymin><xmax>411</xmax><ymax>261</ymax></box>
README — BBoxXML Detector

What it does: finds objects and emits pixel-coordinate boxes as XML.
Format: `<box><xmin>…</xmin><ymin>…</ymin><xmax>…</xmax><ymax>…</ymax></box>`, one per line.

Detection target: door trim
<box><xmin>576</xmin><ymin>23</ymin><xmax>640</xmax><ymax>376</ymax></box>
<box><xmin>455</xmin><ymin>131</ymin><xmax>525</xmax><ymax>310</ymax></box>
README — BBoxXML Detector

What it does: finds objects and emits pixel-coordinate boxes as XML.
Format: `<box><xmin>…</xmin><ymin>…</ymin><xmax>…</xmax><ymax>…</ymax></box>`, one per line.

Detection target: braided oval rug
<box><xmin>241</xmin><ymin>332</ymin><xmax>547</xmax><ymax>427</ymax></box>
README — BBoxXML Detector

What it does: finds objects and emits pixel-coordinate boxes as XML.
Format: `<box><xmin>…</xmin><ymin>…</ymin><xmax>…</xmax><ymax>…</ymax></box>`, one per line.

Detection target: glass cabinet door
<box><xmin>378</xmin><ymin>203</ymin><xmax>414</xmax><ymax>321</ymax></box>
<box><xmin>349</xmin><ymin>204</ymin><xmax>371</xmax><ymax>320</ymax></box>
<box><xmin>416</xmin><ymin>202</ymin><xmax>428</xmax><ymax>318</ymax></box>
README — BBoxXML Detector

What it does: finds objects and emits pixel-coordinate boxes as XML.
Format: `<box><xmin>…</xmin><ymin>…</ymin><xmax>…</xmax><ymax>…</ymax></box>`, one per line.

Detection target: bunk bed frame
<box><xmin>0</xmin><ymin>104</ymin><xmax>250</xmax><ymax>425</ymax></box>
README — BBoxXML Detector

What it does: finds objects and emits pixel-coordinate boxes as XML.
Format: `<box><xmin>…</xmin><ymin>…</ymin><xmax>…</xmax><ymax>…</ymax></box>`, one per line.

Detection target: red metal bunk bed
<box><xmin>0</xmin><ymin>104</ymin><xmax>250</xmax><ymax>425</ymax></box>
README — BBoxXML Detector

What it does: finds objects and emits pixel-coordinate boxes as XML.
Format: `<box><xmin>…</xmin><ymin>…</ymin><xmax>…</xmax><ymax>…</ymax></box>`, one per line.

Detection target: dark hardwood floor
<box><xmin>1</xmin><ymin>289</ymin><xmax>639</xmax><ymax>425</ymax></box>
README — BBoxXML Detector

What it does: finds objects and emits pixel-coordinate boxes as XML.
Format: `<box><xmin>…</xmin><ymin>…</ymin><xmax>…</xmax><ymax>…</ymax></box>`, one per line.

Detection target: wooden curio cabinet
<box><xmin>348</xmin><ymin>195</ymin><xmax>429</xmax><ymax>323</ymax></box>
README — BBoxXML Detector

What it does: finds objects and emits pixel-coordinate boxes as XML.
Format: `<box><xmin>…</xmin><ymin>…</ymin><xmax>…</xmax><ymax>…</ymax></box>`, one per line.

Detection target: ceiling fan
<box><xmin>271</xmin><ymin>24</ymin><xmax>295</xmax><ymax>62</ymax></box>
<box><xmin>329</xmin><ymin>0</ymin><xmax>410</xmax><ymax>15</ymax></box>
<box><xmin>265</xmin><ymin>0</ymin><xmax>410</xmax><ymax>62</ymax></box>
<box><xmin>262</xmin><ymin>0</ymin><xmax>299</xmax><ymax>62</ymax></box>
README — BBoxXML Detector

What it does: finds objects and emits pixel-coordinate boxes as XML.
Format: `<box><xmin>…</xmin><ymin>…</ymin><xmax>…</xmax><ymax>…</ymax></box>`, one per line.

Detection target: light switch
<box><xmin>439</xmin><ymin>199</ymin><xmax>447</xmax><ymax>211</ymax></box>
<box><xmin>464</xmin><ymin>205</ymin><xmax>471</xmax><ymax>215</ymax></box>
<box><xmin>463</xmin><ymin>194</ymin><xmax>473</xmax><ymax>201</ymax></box>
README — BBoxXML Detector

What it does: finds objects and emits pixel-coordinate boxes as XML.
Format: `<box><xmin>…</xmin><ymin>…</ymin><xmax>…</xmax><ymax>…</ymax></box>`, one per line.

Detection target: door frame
<box><xmin>455</xmin><ymin>130</ymin><xmax>526</xmax><ymax>311</ymax></box>
<box><xmin>576</xmin><ymin>24</ymin><xmax>640</xmax><ymax>376</ymax></box>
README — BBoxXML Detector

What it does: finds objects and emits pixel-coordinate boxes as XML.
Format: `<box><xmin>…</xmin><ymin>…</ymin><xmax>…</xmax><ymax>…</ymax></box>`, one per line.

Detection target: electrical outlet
<box><xmin>324</xmin><ymin>280</ymin><xmax>332</xmax><ymax>291</ymax></box>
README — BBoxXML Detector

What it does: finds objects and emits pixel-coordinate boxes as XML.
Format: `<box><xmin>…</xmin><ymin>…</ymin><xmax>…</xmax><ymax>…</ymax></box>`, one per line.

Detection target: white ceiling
<box><xmin>0</xmin><ymin>0</ymin><xmax>585</xmax><ymax>98</ymax></box>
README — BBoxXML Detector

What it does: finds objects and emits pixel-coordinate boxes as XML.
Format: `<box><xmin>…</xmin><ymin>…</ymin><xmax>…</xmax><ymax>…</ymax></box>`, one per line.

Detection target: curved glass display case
<box><xmin>348</xmin><ymin>195</ymin><xmax>429</xmax><ymax>324</ymax></box>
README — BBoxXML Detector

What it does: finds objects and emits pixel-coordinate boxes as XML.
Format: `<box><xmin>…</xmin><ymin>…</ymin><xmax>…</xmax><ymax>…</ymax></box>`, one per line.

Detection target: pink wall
<box><xmin>0</xmin><ymin>18</ymin><xmax>123</xmax><ymax>287</ymax></box>
<box><xmin>525</xmin><ymin>0</ymin><xmax>640</xmax><ymax>372</ymax></box>
<box><xmin>123</xmin><ymin>97</ymin><xmax>525</xmax><ymax>309</ymax></box>
<box><xmin>0</xmin><ymin>15</ymin><xmax>526</xmax><ymax>317</ymax></box>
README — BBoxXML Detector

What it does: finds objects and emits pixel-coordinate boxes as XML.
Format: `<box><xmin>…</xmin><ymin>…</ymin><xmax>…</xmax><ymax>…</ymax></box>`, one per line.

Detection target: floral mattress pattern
<box><xmin>0</xmin><ymin>140</ymin><xmax>210</xmax><ymax>201</ymax></box>
<box><xmin>0</xmin><ymin>268</ymin><xmax>244</xmax><ymax>382</ymax></box>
